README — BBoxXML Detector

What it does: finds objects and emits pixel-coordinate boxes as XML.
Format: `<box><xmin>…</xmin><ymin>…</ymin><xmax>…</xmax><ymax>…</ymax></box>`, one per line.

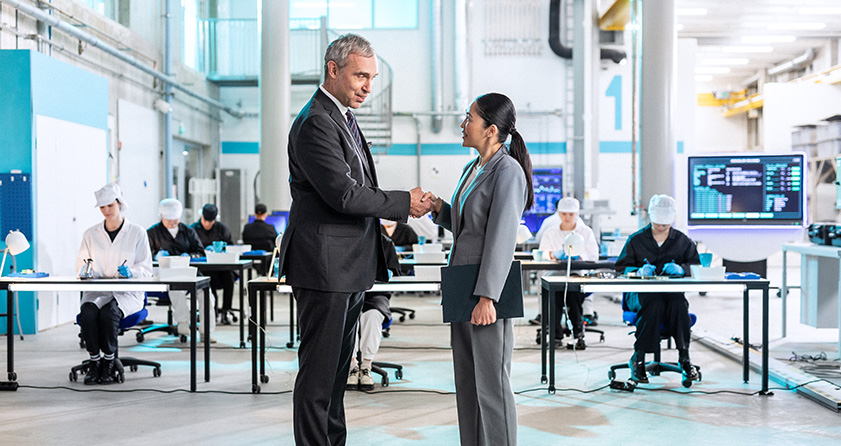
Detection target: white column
<box><xmin>259</xmin><ymin>0</ymin><xmax>291</xmax><ymax>211</ymax></box>
<box><xmin>639</xmin><ymin>0</ymin><xmax>676</xmax><ymax>207</ymax></box>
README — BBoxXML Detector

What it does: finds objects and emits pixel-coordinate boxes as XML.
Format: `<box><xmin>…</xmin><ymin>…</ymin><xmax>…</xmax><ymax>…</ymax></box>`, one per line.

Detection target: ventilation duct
<box><xmin>549</xmin><ymin>0</ymin><xmax>626</xmax><ymax>64</ymax></box>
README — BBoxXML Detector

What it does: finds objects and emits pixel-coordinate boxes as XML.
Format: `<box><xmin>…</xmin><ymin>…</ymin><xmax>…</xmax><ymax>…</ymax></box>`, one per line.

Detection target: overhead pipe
<box><xmin>164</xmin><ymin>0</ymin><xmax>174</xmax><ymax>197</ymax></box>
<box><xmin>549</xmin><ymin>0</ymin><xmax>626</xmax><ymax>64</ymax></box>
<box><xmin>4</xmin><ymin>0</ymin><xmax>245</xmax><ymax>118</ymax></box>
<box><xmin>768</xmin><ymin>49</ymin><xmax>816</xmax><ymax>76</ymax></box>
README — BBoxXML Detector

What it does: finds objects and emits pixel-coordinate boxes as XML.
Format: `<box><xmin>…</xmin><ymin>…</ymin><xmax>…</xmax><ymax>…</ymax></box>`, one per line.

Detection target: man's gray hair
<box><xmin>324</xmin><ymin>34</ymin><xmax>375</xmax><ymax>74</ymax></box>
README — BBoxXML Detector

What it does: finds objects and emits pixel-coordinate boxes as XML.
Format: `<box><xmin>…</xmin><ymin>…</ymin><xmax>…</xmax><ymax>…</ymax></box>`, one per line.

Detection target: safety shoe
<box><xmin>567</xmin><ymin>337</ymin><xmax>586</xmax><ymax>351</ymax></box>
<box><xmin>629</xmin><ymin>352</ymin><xmax>649</xmax><ymax>384</ymax></box>
<box><xmin>84</xmin><ymin>359</ymin><xmax>101</xmax><ymax>385</ymax></box>
<box><xmin>99</xmin><ymin>359</ymin><xmax>117</xmax><ymax>385</ymax></box>
<box><xmin>359</xmin><ymin>368</ymin><xmax>375</xmax><ymax>390</ymax></box>
<box><xmin>680</xmin><ymin>359</ymin><xmax>700</xmax><ymax>382</ymax></box>
<box><xmin>177</xmin><ymin>322</ymin><xmax>191</xmax><ymax>337</ymax></box>
<box><xmin>346</xmin><ymin>367</ymin><xmax>360</xmax><ymax>389</ymax></box>
<box><xmin>528</xmin><ymin>314</ymin><xmax>542</xmax><ymax>326</ymax></box>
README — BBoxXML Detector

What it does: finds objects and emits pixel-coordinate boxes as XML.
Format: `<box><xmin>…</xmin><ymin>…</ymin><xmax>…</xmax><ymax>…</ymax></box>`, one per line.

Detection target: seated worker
<box><xmin>380</xmin><ymin>218</ymin><xmax>418</xmax><ymax>249</ymax></box>
<box><xmin>615</xmin><ymin>194</ymin><xmax>701</xmax><ymax>383</ymax></box>
<box><xmin>241</xmin><ymin>203</ymin><xmax>278</xmax><ymax>275</ymax></box>
<box><xmin>76</xmin><ymin>183</ymin><xmax>153</xmax><ymax>384</ymax></box>
<box><xmin>348</xmin><ymin>234</ymin><xmax>401</xmax><ymax>390</ymax></box>
<box><xmin>190</xmin><ymin>204</ymin><xmax>237</xmax><ymax>325</ymax></box>
<box><xmin>147</xmin><ymin>198</ymin><xmax>217</xmax><ymax>343</ymax></box>
<box><xmin>537</xmin><ymin>197</ymin><xmax>599</xmax><ymax>350</ymax></box>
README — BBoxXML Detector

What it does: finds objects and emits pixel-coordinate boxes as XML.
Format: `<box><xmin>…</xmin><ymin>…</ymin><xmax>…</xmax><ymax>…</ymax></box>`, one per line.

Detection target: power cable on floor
<box><xmin>16</xmin><ymin>385</ymin><xmax>292</xmax><ymax>395</ymax></box>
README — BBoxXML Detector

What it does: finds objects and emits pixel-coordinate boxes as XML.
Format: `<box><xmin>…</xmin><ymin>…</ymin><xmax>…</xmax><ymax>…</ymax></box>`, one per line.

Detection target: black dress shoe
<box><xmin>629</xmin><ymin>352</ymin><xmax>649</xmax><ymax>383</ymax></box>
<box><xmin>528</xmin><ymin>314</ymin><xmax>542</xmax><ymax>326</ymax></box>
<box><xmin>84</xmin><ymin>359</ymin><xmax>101</xmax><ymax>385</ymax></box>
<box><xmin>680</xmin><ymin>359</ymin><xmax>699</xmax><ymax>382</ymax></box>
<box><xmin>567</xmin><ymin>337</ymin><xmax>586</xmax><ymax>350</ymax></box>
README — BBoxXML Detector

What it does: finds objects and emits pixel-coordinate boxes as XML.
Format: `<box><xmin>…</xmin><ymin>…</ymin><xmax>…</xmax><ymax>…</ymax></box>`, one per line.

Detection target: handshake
<box><xmin>409</xmin><ymin>187</ymin><xmax>440</xmax><ymax>218</ymax></box>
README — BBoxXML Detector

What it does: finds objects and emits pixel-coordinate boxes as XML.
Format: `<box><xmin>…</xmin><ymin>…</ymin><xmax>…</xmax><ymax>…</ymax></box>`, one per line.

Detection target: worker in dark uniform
<box><xmin>615</xmin><ymin>194</ymin><xmax>701</xmax><ymax>384</ymax></box>
<box><xmin>190</xmin><ymin>204</ymin><xmax>237</xmax><ymax>325</ymax></box>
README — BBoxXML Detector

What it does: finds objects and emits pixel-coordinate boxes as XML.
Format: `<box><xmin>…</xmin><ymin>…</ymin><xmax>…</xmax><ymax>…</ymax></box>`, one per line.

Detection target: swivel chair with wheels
<box><xmin>137</xmin><ymin>291</ymin><xmax>184</xmax><ymax>343</ymax></box>
<box><xmin>70</xmin><ymin>297</ymin><xmax>162</xmax><ymax>383</ymax></box>
<box><xmin>370</xmin><ymin>316</ymin><xmax>403</xmax><ymax>387</ymax></box>
<box><xmin>607</xmin><ymin>293</ymin><xmax>701</xmax><ymax>388</ymax></box>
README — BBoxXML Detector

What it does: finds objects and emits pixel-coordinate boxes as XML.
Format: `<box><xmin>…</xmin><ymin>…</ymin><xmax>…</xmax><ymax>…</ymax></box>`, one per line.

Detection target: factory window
<box><xmin>290</xmin><ymin>0</ymin><xmax>418</xmax><ymax>30</ymax></box>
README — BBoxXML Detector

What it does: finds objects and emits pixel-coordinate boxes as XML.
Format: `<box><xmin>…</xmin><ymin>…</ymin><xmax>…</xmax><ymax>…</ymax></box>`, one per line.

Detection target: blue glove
<box><xmin>205</xmin><ymin>245</ymin><xmax>215</xmax><ymax>253</ymax></box>
<box><xmin>118</xmin><ymin>264</ymin><xmax>133</xmax><ymax>278</ymax></box>
<box><xmin>663</xmin><ymin>261</ymin><xmax>684</xmax><ymax>276</ymax></box>
<box><xmin>553</xmin><ymin>249</ymin><xmax>567</xmax><ymax>260</ymax></box>
<box><xmin>638</xmin><ymin>263</ymin><xmax>656</xmax><ymax>276</ymax></box>
<box><xmin>154</xmin><ymin>250</ymin><xmax>169</xmax><ymax>260</ymax></box>
<box><xmin>387</xmin><ymin>269</ymin><xmax>394</xmax><ymax>280</ymax></box>
<box><xmin>569</xmin><ymin>255</ymin><xmax>580</xmax><ymax>261</ymax></box>
<box><xmin>180</xmin><ymin>252</ymin><xmax>190</xmax><ymax>257</ymax></box>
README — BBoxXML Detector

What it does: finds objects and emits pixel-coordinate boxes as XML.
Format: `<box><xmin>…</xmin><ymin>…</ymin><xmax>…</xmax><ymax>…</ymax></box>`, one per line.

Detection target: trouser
<box><xmin>79</xmin><ymin>300</ymin><xmax>122</xmax><ymax>356</ymax></box>
<box><xmin>628</xmin><ymin>292</ymin><xmax>692</xmax><ymax>353</ymax></box>
<box><xmin>354</xmin><ymin>309</ymin><xmax>385</xmax><ymax>365</ymax></box>
<box><xmin>209</xmin><ymin>271</ymin><xmax>235</xmax><ymax>312</ymax></box>
<box><xmin>451</xmin><ymin>318</ymin><xmax>517</xmax><ymax>446</ymax></box>
<box><xmin>554</xmin><ymin>290</ymin><xmax>586</xmax><ymax>338</ymax></box>
<box><xmin>293</xmin><ymin>288</ymin><xmax>364</xmax><ymax>446</ymax></box>
<box><xmin>170</xmin><ymin>290</ymin><xmax>216</xmax><ymax>334</ymax></box>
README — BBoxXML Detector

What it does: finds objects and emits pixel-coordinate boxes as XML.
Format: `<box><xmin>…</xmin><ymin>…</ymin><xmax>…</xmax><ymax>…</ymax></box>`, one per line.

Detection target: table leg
<box><xmin>260</xmin><ymin>288</ymin><xmax>267</xmax><ymax>381</ymax></box>
<box><xmin>204</xmin><ymin>287</ymin><xmax>211</xmax><ymax>383</ymax></box>
<box><xmin>540</xmin><ymin>285</ymin><xmax>548</xmax><ymax>385</ymax></box>
<box><xmin>6</xmin><ymin>289</ymin><xmax>14</xmax><ymax>382</ymax></box>
<box><xmin>762</xmin><ymin>286</ymin><xmax>771</xmax><ymax>395</ymax></box>
<box><xmin>781</xmin><ymin>249</ymin><xmax>788</xmax><ymax>338</ymax></box>
<box><xmin>249</xmin><ymin>284</ymin><xmax>259</xmax><ymax>393</ymax></box>
<box><xmin>239</xmin><ymin>266</ymin><xmax>246</xmax><ymax>348</ymax></box>
<box><xmin>190</xmin><ymin>285</ymin><xmax>197</xmax><ymax>392</ymax></box>
<box><xmin>743</xmin><ymin>286</ymin><xmax>749</xmax><ymax>384</ymax></box>
<box><xmin>548</xmin><ymin>285</ymin><xmax>556</xmax><ymax>393</ymax></box>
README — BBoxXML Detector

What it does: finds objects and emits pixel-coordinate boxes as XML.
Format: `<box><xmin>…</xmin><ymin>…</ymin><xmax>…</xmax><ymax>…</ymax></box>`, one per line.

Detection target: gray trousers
<box><xmin>451</xmin><ymin>318</ymin><xmax>517</xmax><ymax>446</ymax></box>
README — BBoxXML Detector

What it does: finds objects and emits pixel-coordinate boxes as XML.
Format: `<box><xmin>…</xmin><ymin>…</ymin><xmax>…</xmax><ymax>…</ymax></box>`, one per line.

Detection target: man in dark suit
<box><xmin>276</xmin><ymin>34</ymin><xmax>430</xmax><ymax>446</ymax></box>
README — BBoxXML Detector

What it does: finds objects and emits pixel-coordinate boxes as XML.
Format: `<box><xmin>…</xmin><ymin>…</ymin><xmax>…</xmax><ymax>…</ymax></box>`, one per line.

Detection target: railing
<box><xmin>192</xmin><ymin>18</ymin><xmax>393</xmax><ymax>146</ymax></box>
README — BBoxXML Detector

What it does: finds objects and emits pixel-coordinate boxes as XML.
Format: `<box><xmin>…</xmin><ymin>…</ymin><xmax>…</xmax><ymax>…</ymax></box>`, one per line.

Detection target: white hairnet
<box><xmin>648</xmin><ymin>194</ymin><xmax>676</xmax><ymax>225</ymax></box>
<box><xmin>159</xmin><ymin>198</ymin><xmax>183</xmax><ymax>220</ymax></box>
<box><xmin>94</xmin><ymin>183</ymin><xmax>127</xmax><ymax>211</ymax></box>
<box><xmin>556</xmin><ymin>197</ymin><xmax>580</xmax><ymax>214</ymax></box>
<box><xmin>516</xmin><ymin>224</ymin><xmax>532</xmax><ymax>244</ymax></box>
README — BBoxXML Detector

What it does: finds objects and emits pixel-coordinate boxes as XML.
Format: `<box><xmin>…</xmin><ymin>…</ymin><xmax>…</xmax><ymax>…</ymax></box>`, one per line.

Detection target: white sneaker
<box><xmin>346</xmin><ymin>367</ymin><xmax>360</xmax><ymax>389</ymax></box>
<box><xmin>177</xmin><ymin>322</ymin><xmax>190</xmax><ymax>337</ymax></box>
<box><xmin>359</xmin><ymin>368</ymin><xmax>375</xmax><ymax>390</ymax></box>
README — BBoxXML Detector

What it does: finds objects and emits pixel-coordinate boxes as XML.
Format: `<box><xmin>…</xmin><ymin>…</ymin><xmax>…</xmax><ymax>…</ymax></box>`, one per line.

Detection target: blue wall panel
<box><xmin>29</xmin><ymin>51</ymin><xmax>109</xmax><ymax>131</ymax></box>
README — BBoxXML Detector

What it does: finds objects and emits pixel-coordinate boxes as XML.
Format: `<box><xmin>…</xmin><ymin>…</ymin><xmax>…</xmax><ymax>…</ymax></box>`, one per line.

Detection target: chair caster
<box><xmin>608</xmin><ymin>370</ymin><xmax>617</xmax><ymax>380</ymax></box>
<box><xmin>395</xmin><ymin>369</ymin><xmax>403</xmax><ymax>380</ymax></box>
<box><xmin>260</xmin><ymin>375</ymin><xmax>269</xmax><ymax>384</ymax></box>
<box><xmin>381</xmin><ymin>376</ymin><xmax>389</xmax><ymax>387</ymax></box>
<box><xmin>240</xmin><ymin>342</ymin><xmax>246</xmax><ymax>348</ymax></box>
<box><xmin>286</xmin><ymin>342</ymin><xmax>294</xmax><ymax>348</ymax></box>
<box><xmin>540</xmin><ymin>376</ymin><xmax>548</xmax><ymax>384</ymax></box>
<box><xmin>136</xmin><ymin>332</ymin><xmax>145</xmax><ymax>343</ymax></box>
<box><xmin>599</xmin><ymin>334</ymin><xmax>605</xmax><ymax>343</ymax></box>
<box><xmin>69</xmin><ymin>371</ymin><xmax>77</xmax><ymax>382</ymax></box>
<box><xmin>252</xmin><ymin>384</ymin><xmax>261</xmax><ymax>393</ymax></box>
<box><xmin>129</xmin><ymin>364</ymin><xmax>138</xmax><ymax>372</ymax></box>
<box><xmin>8</xmin><ymin>372</ymin><xmax>16</xmax><ymax>381</ymax></box>
<box><xmin>153</xmin><ymin>367</ymin><xmax>162</xmax><ymax>377</ymax></box>
<box><xmin>399</xmin><ymin>315</ymin><xmax>406</xmax><ymax>322</ymax></box>
<box><xmin>180</xmin><ymin>335</ymin><xmax>187</xmax><ymax>343</ymax></box>
<box><xmin>408</xmin><ymin>313</ymin><xmax>415</xmax><ymax>319</ymax></box>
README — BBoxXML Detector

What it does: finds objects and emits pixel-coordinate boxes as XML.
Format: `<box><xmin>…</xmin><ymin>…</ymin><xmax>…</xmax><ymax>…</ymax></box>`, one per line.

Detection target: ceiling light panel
<box><xmin>696</xmin><ymin>67</ymin><xmax>731</xmax><ymax>74</ymax></box>
<box><xmin>767</xmin><ymin>22</ymin><xmax>826</xmax><ymax>30</ymax></box>
<box><xmin>676</xmin><ymin>8</ymin><xmax>707</xmax><ymax>16</ymax></box>
<box><xmin>741</xmin><ymin>35</ymin><xmax>796</xmax><ymax>44</ymax></box>
<box><xmin>701</xmin><ymin>58</ymin><xmax>750</xmax><ymax>65</ymax></box>
<box><xmin>721</xmin><ymin>46</ymin><xmax>774</xmax><ymax>53</ymax></box>
<box><xmin>798</xmin><ymin>7</ymin><xmax>841</xmax><ymax>15</ymax></box>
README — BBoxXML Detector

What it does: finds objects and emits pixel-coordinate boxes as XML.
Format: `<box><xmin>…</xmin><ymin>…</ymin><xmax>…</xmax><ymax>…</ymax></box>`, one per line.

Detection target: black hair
<box><xmin>474</xmin><ymin>93</ymin><xmax>534</xmax><ymax>212</ymax></box>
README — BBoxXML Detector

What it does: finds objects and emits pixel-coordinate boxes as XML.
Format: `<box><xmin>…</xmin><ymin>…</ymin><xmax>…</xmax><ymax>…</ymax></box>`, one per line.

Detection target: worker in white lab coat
<box><xmin>76</xmin><ymin>183</ymin><xmax>153</xmax><ymax>385</ymax></box>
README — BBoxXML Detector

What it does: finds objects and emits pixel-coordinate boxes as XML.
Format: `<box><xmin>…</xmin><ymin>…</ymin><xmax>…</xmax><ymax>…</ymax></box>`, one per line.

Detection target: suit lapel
<box><xmin>452</xmin><ymin>149</ymin><xmax>508</xmax><ymax>237</ymax></box>
<box><xmin>314</xmin><ymin>91</ymin><xmax>375</xmax><ymax>186</ymax></box>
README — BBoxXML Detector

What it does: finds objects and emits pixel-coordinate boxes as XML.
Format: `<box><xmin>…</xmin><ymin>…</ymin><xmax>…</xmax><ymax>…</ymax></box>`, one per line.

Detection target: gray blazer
<box><xmin>278</xmin><ymin>89</ymin><xmax>410</xmax><ymax>292</ymax></box>
<box><xmin>434</xmin><ymin>148</ymin><xmax>527</xmax><ymax>302</ymax></box>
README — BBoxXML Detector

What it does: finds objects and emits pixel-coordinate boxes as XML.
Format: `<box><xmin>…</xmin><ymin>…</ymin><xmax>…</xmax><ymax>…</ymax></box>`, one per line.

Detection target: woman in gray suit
<box><xmin>426</xmin><ymin>92</ymin><xmax>533</xmax><ymax>445</ymax></box>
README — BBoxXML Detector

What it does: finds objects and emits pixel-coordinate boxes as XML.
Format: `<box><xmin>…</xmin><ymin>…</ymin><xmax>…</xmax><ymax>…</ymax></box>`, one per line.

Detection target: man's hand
<box><xmin>471</xmin><ymin>297</ymin><xmax>497</xmax><ymax>326</ymax></box>
<box><xmin>410</xmin><ymin>187</ymin><xmax>434</xmax><ymax>218</ymax></box>
<box><xmin>422</xmin><ymin>191</ymin><xmax>443</xmax><ymax>214</ymax></box>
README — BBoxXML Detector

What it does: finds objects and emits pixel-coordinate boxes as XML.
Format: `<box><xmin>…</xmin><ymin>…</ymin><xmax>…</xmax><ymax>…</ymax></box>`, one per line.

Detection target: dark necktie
<box><xmin>346</xmin><ymin>110</ymin><xmax>364</xmax><ymax>151</ymax></box>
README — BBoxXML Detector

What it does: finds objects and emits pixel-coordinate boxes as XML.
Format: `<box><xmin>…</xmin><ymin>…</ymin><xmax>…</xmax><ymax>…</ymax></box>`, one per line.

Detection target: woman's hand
<box><xmin>471</xmin><ymin>297</ymin><xmax>497</xmax><ymax>326</ymax></box>
<box><xmin>422</xmin><ymin>191</ymin><xmax>443</xmax><ymax>214</ymax></box>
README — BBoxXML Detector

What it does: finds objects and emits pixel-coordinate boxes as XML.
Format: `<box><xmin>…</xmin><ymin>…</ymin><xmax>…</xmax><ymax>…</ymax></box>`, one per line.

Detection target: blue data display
<box><xmin>688</xmin><ymin>154</ymin><xmax>804</xmax><ymax>226</ymax></box>
<box><xmin>248</xmin><ymin>211</ymin><xmax>288</xmax><ymax>234</ymax></box>
<box><xmin>522</xmin><ymin>167</ymin><xmax>563</xmax><ymax>233</ymax></box>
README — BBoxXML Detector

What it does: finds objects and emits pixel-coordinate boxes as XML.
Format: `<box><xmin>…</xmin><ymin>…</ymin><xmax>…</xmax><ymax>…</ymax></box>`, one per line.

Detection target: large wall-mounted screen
<box><xmin>687</xmin><ymin>153</ymin><xmax>805</xmax><ymax>227</ymax></box>
<box><xmin>521</xmin><ymin>167</ymin><xmax>563</xmax><ymax>233</ymax></box>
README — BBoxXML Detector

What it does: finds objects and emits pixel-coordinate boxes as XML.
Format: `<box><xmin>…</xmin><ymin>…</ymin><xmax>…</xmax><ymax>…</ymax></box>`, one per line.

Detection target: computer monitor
<box><xmin>248</xmin><ymin>211</ymin><xmax>289</xmax><ymax>234</ymax></box>
<box><xmin>522</xmin><ymin>167</ymin><xmax>563</xmax><ymax>233</ymax></box>
<box><xmin>687</xmin><ymin>153</ymin><xmax>805</xmax><ymax>227</ymax></box>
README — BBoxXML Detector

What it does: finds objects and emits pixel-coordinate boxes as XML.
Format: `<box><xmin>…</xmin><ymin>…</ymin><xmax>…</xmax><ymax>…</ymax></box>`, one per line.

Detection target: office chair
<box><xmin>137</xmin><ymin>291</ymin><xmax>184</xmax><ymax>342</ymax></box>
<box><xmin>607</xmin><ymin>293</ymin><xmax>702</xmax><ymax>388</ymax></box>
<box><xmin>70</xmin><ymin>296</ymin><xmax>162</xmax><ymax>382</ymax></box>
<box><xmin>534</xmin><ymin>292</ymin><xmax>605</xmax><ymax>346</ymax></box>
<box><xmin>371</xmin><ymin>315</ymin><xmax>403</xmax><ymax>386</ymax></box>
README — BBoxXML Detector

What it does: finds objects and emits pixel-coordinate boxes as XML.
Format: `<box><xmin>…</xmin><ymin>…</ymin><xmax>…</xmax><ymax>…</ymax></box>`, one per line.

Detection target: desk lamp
<box><xmin>1</xmin><ymin>230</ymin><xmax>30</xmax><ymax>277</ymax></box>
<box><xmin>267</xmin><ymin>232</ymin><xmax>283</xmax><ymax>279</ymax></box>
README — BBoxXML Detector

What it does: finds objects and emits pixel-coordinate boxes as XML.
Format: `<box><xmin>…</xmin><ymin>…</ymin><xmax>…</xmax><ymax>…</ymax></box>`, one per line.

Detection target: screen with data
<box><xmin>521</xmin><ymin>167</ymin><xmax>563</xmax><ymax>233</ymax></box>
<box><xmin>687</xmin><ymin>154</ymin><xmax>805</xmax><ymax>226</ymax></box>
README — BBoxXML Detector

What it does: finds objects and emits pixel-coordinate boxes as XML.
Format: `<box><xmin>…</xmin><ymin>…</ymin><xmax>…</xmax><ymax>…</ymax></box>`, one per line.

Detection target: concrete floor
<box><xmin>2</xmin><ymin>271</ymin><xmax>841</xmax><ymax>445</ymax></box>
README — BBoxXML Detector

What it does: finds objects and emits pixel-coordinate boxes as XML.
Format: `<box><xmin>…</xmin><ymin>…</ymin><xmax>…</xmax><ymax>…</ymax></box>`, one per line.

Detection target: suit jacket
<box><xmin>278</xmin><ymin>89</ymin><xmax>410</xmax><ymax>292</ymax></box>
<box><xmin>433</xmin><ymin>148</ymin><xmax>527</xmax><ymax>302</ymax></box>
